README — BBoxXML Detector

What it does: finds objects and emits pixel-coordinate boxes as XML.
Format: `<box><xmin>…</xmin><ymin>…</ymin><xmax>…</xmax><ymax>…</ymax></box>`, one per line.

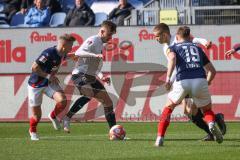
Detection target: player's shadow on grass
<box><xmin>127</xmin><ymin>138</ymin><xmax>199</xmax><ymax>142</ymax></box>
<box><xmin>224</xmin><ymin>138</ymin><xmax>240</xmax><ymax>142</ymax></box>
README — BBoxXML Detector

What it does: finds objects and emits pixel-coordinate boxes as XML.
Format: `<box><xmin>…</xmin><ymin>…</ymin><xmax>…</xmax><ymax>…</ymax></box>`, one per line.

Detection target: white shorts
<box><xmin>28</xmin><ymin>82</ymin><xmax>63</xmax><ymax>107</ymax></box>
<box><xmin>168</xmin><ymin>78</ymin><xmax>211</xmax><ymax>108</ymax></box>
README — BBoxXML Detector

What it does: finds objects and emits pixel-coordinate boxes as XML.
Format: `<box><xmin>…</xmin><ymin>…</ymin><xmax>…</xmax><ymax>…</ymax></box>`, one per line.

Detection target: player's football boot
<box><xmin>29</xmin><ymin>130</ymin><xmax>39</xmax><ymax>141</ymax></box>
<box><xmin>202</xmin><ymin>134</ymin><xmax>214</xmax><ymax>141</ymax></box>
<box><xmin>62</xmin><ymin>116</ymin><xmax>71</xmax><ymax>133</ymax></box>
<box><xmin>48</xmin><ymin>113</ymin><xmax>61</xmax><ymax>130</ymax></box>
<box><xmin>209</xmin><ymin>123</ymin><xmax>223</xmax><ymax>144</ymax></box>
<box><xmin>154</xmin><ymin>136</ymin><xmax>164</xmax><ymax>147</ymax></box>
<box><xmin>215</xmin><ymin>113</ymin><xmax>226</xmax><ymax>135</ymax></box>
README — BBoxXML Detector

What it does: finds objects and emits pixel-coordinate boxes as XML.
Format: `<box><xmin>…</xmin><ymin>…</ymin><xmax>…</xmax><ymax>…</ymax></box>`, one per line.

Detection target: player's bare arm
<box><xmin>204</xmin><ymin>62</ymin><xmax>216</xmax><ymax>85</ymax></box>
<box><xmin>166</xmin><ymin>51</ymin><xmax>176</xmax><ymax>91</ymax></box>
<box><xmin>225</xmin><ymin>45</ymin><xmax>240</xmax><ymax>57</ymax></box>
<box><xmin>31</xmin><ymin>62</ymin><xmax>59</xmax><ymax>83</ymax></box>
<box><xmin>31</xmin><ymin>62</ymin><xmax>49</xmax><ymax>78</ymax></box>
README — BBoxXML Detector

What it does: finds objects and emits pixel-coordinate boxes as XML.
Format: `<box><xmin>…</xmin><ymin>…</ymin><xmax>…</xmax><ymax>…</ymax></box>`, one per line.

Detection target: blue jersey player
<box><xmin>153</xmin><ymin>23</ymin><xmax>226</xmax><ymax>142</ymax></box>
<box><xmin>155</xmin><ymin>26</ymin><xmax>223</xmax><ymax>147</ymax></box>
<box><xmin>28</xmin><ymin>34</ymin><xmax>75</xmax><ymax>141</ymax></box>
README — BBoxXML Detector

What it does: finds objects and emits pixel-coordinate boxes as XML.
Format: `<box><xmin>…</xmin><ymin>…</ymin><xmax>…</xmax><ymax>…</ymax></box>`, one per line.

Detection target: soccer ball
<box><xmin>109</xmin><ymin>125</ymin><xmax>126</xmax><ymax>140</ymax></box>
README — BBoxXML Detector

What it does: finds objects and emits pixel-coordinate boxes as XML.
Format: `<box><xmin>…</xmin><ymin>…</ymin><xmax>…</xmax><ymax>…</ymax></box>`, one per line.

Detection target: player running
<box><xmin>28</xmin><ymin>34</ymin><xmax>75</xmax><ymax>140</ymax></box>
<box><xmin>155</xmin><ymin>26</ymin><xmax>223</xmax><ymax>147</ymax></box>
<box><xmin>153</xmin><ymin>23</ymin><xmax>226</xmax><ymax>141</ymax></box>
<box><xmin>62</xmin><ymin>21</ymin><xmax>117</xmax><ymax>133</ymax></box>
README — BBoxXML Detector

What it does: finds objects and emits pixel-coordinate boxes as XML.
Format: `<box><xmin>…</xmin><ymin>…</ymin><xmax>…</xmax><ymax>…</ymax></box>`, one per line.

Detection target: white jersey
<box><xmin>72</xmin><ymin>35</ymin><xmax>103</xmax><ymax>76</ymax></box>
<box><xmin>163</xmin><ymin>34</ymin><xmax>208</xmax><ymax>82</ymax></box>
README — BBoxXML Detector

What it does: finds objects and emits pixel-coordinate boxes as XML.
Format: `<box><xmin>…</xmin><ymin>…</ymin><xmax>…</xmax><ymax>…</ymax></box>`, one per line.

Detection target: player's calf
<box><xmin>215</xmin><ymin>113</ymin><xmax>226</xmax><ymax>135</ymax></box>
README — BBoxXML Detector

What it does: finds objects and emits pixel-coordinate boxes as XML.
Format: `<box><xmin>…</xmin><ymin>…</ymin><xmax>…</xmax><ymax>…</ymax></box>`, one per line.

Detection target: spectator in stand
<box><xmin>64</xmin><ymin>0</ymin><xmax>95</xmax><ymax>27</ymax></box>
<box><xmin>1</xmin><ymin>0</ymin><xmax>22</xmax><ymax>23</ymax></box>
<box><xmin>20</xmin><ymin>0</ymin><xmax>35</xmax><ymax>14</ymax></box>
<box><xmin>108</xmin><ymin>0</ymin><xmax>135</xmax><ymax>26</ymax></box>
<box><xmin>45</xmin><ymin>0</ymin><xmax>62</xmax><ymax>14</ymax></box>
<box><xmin>20</xmin><ymin>0</ymin><xmax>61</xmax><ymax>15</ymax></box>
<box><xmin>24</xmin><ymin>0</ymin><xmax>51</xmax><ymax>27</ymax></box>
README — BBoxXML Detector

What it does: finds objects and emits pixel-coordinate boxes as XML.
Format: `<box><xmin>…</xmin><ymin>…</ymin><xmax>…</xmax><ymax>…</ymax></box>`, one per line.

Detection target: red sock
<box><xmin>157</xmin><ymin>107</ymin><xmax>173</xmax><ymax>137</ymax></box>
<box><xmin>29</xmin><ymin>117</ymin><xmax>39</xmax><ymax>133</ymax></box>
<box><xmin>203</xmin><ymin>109</ymin><xmax>215</xmax><ymax>123</ymax></box>
<box><xmin>50</xmin><ymin>103</ymin><xmax>66</xmax><ymax>119</ymax></box>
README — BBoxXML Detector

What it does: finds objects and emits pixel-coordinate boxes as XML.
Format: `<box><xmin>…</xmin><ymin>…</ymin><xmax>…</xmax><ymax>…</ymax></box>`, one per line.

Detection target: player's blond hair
<box><xmin>59</xmin><ymin>34</ymin><xmax>76</xmax><ymax>42</ymax></box>
<box><xmin>176</xmin><ymin>26</ymin><xmax>190</xmax><ymax>39</ymax></box>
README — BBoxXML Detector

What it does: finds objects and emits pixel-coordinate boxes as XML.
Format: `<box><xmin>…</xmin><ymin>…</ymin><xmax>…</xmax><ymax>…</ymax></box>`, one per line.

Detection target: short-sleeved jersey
<box><xmin>28</xmin><ymin>46</ymin><xmax>63</xmax><ymax>88</ymax></box>
<box><xmin>163</xmin><ymin>35</ymin><xmax>176</xmax><ymax>57</ymax></box>
<box><xmin>234</xmin><ymin>45</ymin><xmax>240</xmax><ymax>51</ymax></box>
<box><xmin>169</xmin><ymin>41</ymin><xmax>210</xmax><ymax>81</ymax></box>
<box><xmin>72</xmin><ymin>35</ymin><xmax>103</xmax><ymax>76</ymax></box>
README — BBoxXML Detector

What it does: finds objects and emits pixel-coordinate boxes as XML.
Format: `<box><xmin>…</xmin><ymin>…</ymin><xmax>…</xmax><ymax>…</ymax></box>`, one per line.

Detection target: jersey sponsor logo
<box><xmin>30</xmin><ymin>31</ymin><xmax>57</xmax><ymax>43</ymax></box>
<box><xmin>138</xmin><ymin>29</ymin><xmax>155</xmax><ymax>41</ymax></box>
<box><xmin>39</xmin><ymin>55</ymin><xmax>47</xmax><ymax>63</ymax></box>
<box><xmin>87</xmin><ymin>40</ymin><xmax>93</xmax><ymax>45</ymax></box>
<box><xmin>0</xmin><ymin>40</ymin><xmax>26</xmax><ymax>63</ymax></box>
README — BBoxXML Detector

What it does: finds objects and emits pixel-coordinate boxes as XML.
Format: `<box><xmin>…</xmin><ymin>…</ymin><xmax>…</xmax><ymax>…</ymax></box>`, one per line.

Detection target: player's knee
<box><xmin>58</xmin><ymin>97</ymin><xmax>67</xmax><ymax>107</ymax></box>
<box><xmin>102</xmin><ymin>97</ymin><xmax>113</xmax><ymax>107</ymax></box>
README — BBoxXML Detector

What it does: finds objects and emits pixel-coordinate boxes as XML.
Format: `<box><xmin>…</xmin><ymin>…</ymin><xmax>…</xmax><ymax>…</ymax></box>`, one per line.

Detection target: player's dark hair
<box><xmin>59</xmin><ymin>34</ymin><xmax>76</xmax><ymax>42</ymax></box>
<box><xmin>153</xmin><ymin>23</ymin><xmax>170</xmax><ymax>34</ymax></box>
<box><xmin>101</xmin><ymin>20</ymin><xmax>117</xmax><ymax>34</ymax></box>
<box><xmin>176</xmin><ymin>26</ymin><xmax>190</xmax><ymax>39</ymax></box>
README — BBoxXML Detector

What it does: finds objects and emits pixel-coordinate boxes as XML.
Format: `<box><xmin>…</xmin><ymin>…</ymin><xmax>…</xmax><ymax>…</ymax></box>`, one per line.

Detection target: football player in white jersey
<box><xmin>155</xmin><ymin>26</ymin><xmax>223</xmax><ymax>146</ymax></box>
<box><xmin>62</xmin><ymin>21</ymin><xmax>116</xmax><ymax>132</ymax></box>
<box><xmin>153</xmin><ymin>23</ymin><xmax>226</xmax><ymax>141</ymax></box>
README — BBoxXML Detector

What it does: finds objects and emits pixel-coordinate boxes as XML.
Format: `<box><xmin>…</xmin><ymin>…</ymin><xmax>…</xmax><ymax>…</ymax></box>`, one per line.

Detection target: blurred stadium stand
<box><xmin>125</xmin><ymin>0</ymin><xmax>240</xmax><ymax>25</ymax></box>
<box><xmin>49</xmin><ymin>12</ymin><xmax>66</xmax><ymax>27</ymax></box>
<box><xmin>0</xmin><ymin>0</ymin><xmax>240</xmax><ymax>27</ymax></box>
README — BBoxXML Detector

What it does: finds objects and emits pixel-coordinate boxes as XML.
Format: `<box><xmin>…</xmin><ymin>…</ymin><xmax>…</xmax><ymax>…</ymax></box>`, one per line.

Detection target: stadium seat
<box><xmin>0</xmin><ymin>3</ymin><xmax>5</xmax><ymax>12</ymax></box>
<box><xmin>94</xmin><ymin>12</ymin><xmax>108</xmax><ymax>26</ymax></box>
<box><xmin>10</xmin><ymin>12</ymin><xmax>25</xmax><ymax>26</ymax></box>
<box><xmin>0</xmin><ymin>24</ymin><xmax>10</xmax><ymax>28</ymax></box>
<box><xmin>0</xmin><ymin>13</ymin><xmax>6</xmax><ymax>19</ymax></box>
<box><xmin>0</xmin><ymin>19</ymin><xmax>7</xmax><ymax>24</ymax></box>
<box><xmin>49</xmin><ymin>12</ymin><xmax>66</xmax><ymax>27</ymax></box>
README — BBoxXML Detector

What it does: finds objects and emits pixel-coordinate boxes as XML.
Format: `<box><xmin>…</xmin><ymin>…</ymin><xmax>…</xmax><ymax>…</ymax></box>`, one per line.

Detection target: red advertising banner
<box><xmin>0</xmin><ymin>72</ymin><xmax>239</xmax><ymax>121</ymax></box>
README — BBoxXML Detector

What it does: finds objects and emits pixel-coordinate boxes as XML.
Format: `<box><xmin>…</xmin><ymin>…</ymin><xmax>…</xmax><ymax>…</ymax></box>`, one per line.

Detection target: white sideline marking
<box><xmin>1</xmin><ymin>133</ymin><xmax>240</xmax><ymax>140</ymax></box>
<box><xmin>234</xmin><ymin>100</ymin><xmax>240</xmax><ymax>117</ymax></box>
<box><xmin>211</xmin><ymin>95</ymin><xmax>232</xmax><ymax>104</ymax></box>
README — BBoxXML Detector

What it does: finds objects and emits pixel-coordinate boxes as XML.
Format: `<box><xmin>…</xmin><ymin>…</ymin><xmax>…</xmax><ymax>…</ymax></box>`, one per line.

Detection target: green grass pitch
<box><xmin>0</xmin><ymin>122</ymin><xmax>239</xmax><ymax>160</ymax></box>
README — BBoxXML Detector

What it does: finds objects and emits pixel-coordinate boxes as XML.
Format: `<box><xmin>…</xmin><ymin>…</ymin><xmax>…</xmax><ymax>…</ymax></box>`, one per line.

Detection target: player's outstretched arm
<box><xmin>204</xmin><ymin>62</ymin><xmax>216</xmax><ymax>85</ymax></box>
<box><xmin>75</xmin><ymin>49</ymin><xmax>102</xmax><ymax>58</ymax></box>
<box><xmin>225</xmin><ymin>48</ymin><xmax>235</xmax><ymax>57</ymax></box>
<box><xmin>192</xmin><ymin>37</ymin><xmax>212</xmax><ymax>49</ymax></box>
<box><xmin>66</xmin><ymin>52</ymin><xmax>78</xmax><ymax>61</ymax></box>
